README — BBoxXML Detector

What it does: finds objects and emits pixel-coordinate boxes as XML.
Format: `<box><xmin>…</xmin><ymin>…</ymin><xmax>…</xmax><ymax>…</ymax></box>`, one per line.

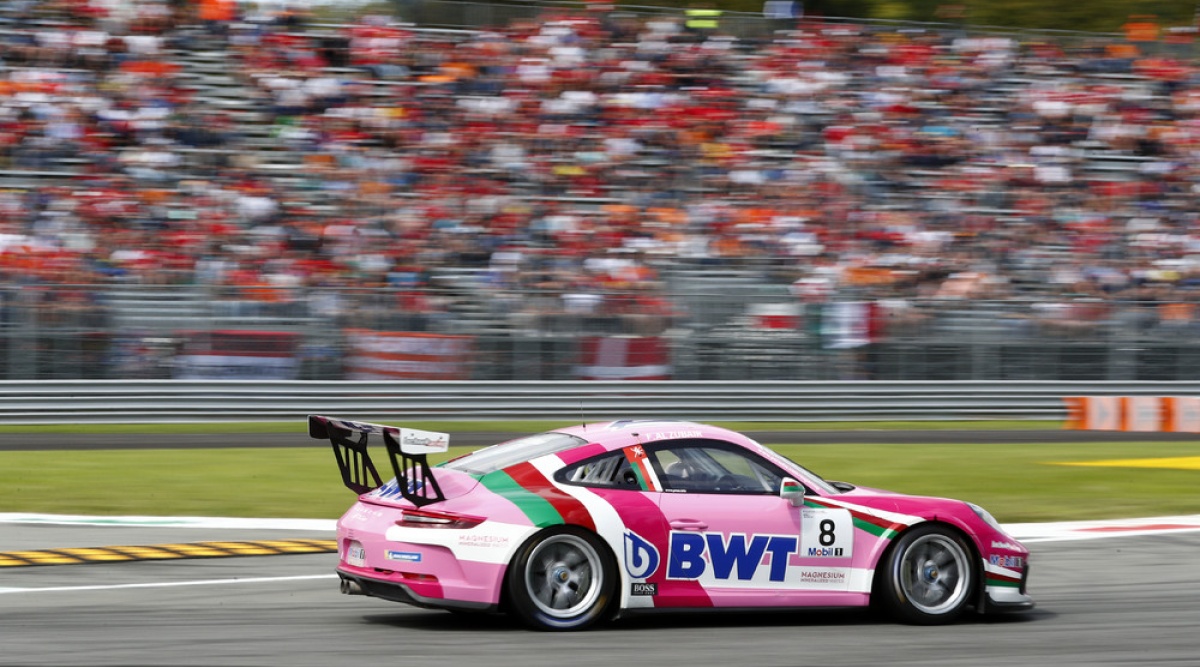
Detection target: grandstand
<box><xmin>2</xmin><ymin>0</ymin><xmax>1200</xmax><ymax>381</ymax></box>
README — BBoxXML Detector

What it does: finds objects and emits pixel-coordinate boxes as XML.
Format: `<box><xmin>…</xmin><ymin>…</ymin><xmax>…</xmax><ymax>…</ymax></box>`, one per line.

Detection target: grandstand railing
<box><xmin>5</xmin><ymin>285</ymin><xmax>1200</xmax><ymax>382</ymax></box>
<box><xmin>0</xmin><ymin>378</ymin><xmax>1191</xmax><ymax>424</ymax></box>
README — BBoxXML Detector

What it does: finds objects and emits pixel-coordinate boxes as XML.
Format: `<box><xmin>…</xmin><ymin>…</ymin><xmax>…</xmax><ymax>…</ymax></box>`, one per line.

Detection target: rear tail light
<box><xmin>395</xmin><ymin>508</ymin><xmax>485</xmax><ymax>529</ymax></box>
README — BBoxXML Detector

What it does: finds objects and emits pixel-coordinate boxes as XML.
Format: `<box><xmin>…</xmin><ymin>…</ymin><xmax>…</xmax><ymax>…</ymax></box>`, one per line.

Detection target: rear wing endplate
<box><xmin>308</xmin><ymin>415</ymin><xmax>448</xmax><ymax>507</ymax></box>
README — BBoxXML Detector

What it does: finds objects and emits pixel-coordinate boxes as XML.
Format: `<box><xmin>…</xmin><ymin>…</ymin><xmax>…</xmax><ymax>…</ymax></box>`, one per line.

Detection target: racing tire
<box><xmin>506</xmin><ymin>527</ymin><xmax>616</xmax><ymax>631</ymax></box>
<box><xmin>875</xmin><ymin>524</ymin><xmax>975</xmax><ymax>625</ymax></box>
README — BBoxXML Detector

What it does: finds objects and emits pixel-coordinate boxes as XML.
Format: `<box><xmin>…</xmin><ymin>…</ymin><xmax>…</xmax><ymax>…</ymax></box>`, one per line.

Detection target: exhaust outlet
<box><xmin>340</xmin><ymin>579</ymin><xmax>364</xmax><ymax>595</ymax></box>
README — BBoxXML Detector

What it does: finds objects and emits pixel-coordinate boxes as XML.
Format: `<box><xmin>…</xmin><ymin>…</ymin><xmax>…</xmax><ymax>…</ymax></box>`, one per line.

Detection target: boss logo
<box><xmin>631</xmin><ymin>583</ymin><xmax>658</xmax><ymax>596</ymax></box>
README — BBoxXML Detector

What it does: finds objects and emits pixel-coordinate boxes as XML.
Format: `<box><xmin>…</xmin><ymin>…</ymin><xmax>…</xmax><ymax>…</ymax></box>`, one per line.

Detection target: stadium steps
<box><xmin>166</xmin><ymin>46</ymin><xmax>310</xmax><ymax>174</ymax></box>
<box><xmin>102</xmin><ymin>286</ymin><xmax>217</xmax><ymax>332</ymax></box>
<box><xmin>103</xmin><ymin>286</ymin><xmax>316</xmax><ymax>333</ymax></box>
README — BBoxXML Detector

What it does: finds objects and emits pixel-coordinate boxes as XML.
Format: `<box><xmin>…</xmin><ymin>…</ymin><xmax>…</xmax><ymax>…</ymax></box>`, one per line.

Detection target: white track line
<box><xmin>0</xmin><ymin>574</ymin><xmax>338</xmax><ymax>595</ymax></box>
<box><xmin>3</xmin><ymin>514</ymin><xmax>1200</xmax><ymax>597</ymax></box>
<box><xmin>0</xmin><ymin>513</ymin><xmax>336</xmax><ymax>531</ymax></box>
<box><xmin>4</xmin><ymin>512</ymin><xmax>1200</xmax><ymax>543</ymax></box>
<box><xmin>1004</xmin><ymin>514</ymin><xmax>1200</xmax><ymax>543</ymax></box>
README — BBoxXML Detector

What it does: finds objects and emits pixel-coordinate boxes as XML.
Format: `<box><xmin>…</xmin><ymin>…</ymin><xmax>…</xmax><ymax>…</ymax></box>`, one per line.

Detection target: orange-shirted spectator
<box><xmin>199</xmin><ymin>0</ymin><xmax>236</xmax><ymax>34</ymax></box>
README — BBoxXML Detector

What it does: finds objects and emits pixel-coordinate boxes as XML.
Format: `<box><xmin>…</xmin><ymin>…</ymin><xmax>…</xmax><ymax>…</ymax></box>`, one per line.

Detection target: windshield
<box><xmin>761</xmin><ymin>448</ymin><xmax>842</xmax><ymax>495</ymax></box>
<box><xmin>441</xmin><ymin>432</ymin><xmax>587</xmax><ymax>475</ymax></box>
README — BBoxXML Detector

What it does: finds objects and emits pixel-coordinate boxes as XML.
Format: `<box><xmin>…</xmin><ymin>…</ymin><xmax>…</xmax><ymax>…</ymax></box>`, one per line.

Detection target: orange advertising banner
<box><xmin>1120</xmin><ymin>396</ymin><xmax>1162</xmax><ymax>432</ymax></box>
<box><xmin>1063</xmin><ymin>396</ymin><xmax>1120</xmax><ymax>431</ymax></box>
<box><xmin>1163</xmin><ymin>397</ymin><xmax>1200</xmax><ymax>433</ymax></box>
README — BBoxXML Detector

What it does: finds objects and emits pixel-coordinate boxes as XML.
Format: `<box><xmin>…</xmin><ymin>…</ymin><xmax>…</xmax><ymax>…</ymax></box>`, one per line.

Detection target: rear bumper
<box><xmin>337</xmin><ymin>569</ymin><xmax>497</xmax><ymax>612</ymax></box>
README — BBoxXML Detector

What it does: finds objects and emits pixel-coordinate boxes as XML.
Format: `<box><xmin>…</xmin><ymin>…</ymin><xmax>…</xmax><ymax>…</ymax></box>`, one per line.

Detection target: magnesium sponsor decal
<box><xmin>991</xmin><ymin>540</ymin><xmax>1023</xmax><ymax>551</ymax></box>
<box><xmin>797</xmin><ymin>569</ymin><xmax>848</xmax><ymax>585</ymax></box>
<box><xmin>457</xmin><ymin>534</ymin><xmax>511</xmax><ymax>548</ymax></box>
<box><xmin>623</xmin><ymin>530</ymin><xmax>661</xmax><ymax>580</ymax></box>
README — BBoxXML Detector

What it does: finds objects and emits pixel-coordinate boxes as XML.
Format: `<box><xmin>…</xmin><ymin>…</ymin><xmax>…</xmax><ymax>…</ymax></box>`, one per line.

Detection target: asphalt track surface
<box><xmin>2</xmin><ymin>523</ymin><xmax>1199</xmax><ymax>667</ymax></box>
<box><xmin>3</xmin><ymin>428</ymin><xmax>1199</xmax><ymax>666</ymax></box>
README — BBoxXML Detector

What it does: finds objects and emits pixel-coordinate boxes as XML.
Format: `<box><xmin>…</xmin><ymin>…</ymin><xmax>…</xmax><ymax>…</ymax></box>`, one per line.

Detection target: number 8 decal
<box><xmin>801</xmin><ymin>508</ymin><xmax>853</xmax><ymax>558</ymax></box>
<box><xmin>819</xmin><ymin>519</ymin><xmax>837</xmax><ymax>546</ymax></box>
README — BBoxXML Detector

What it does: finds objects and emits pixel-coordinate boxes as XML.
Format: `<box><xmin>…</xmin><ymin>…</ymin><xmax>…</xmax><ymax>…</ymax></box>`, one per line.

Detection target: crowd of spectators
<box><xmin>3</xmin><ymin>0</ymin><xmax>1200</xmax><ymax>342</ymax></box>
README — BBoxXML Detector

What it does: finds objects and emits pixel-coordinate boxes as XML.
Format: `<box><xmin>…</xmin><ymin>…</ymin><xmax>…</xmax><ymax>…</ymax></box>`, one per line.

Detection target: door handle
<box><xmin>669</xmin><ymin>519</ymin><xmax>708</xmax><ymax>531</ymax></box>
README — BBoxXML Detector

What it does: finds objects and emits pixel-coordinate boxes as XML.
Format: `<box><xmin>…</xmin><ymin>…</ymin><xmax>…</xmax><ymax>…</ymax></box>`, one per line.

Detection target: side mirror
<box><xmin>780</xmin><ymin>477</ymin><xmax>805</xmax><ymax>506</ymax></box>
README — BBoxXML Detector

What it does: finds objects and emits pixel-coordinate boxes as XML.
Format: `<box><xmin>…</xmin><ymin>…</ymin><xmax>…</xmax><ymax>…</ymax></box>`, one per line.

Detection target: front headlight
<box><xmin>967</xmin><ymin>502</ymin><xmax>1005</xmax><ymax>533</ymax></box>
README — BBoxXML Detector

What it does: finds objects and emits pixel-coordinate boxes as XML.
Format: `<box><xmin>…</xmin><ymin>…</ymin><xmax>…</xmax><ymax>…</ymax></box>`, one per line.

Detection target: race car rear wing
<box><xmin>308</xmin><ymin>415</ymin><xmax>448</xmax><ymax>507</ymax></box>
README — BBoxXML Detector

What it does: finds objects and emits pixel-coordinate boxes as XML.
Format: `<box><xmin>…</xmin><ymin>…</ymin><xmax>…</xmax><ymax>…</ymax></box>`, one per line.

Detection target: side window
<box><xmin>652</xmin><ymin>440</ymin><xmax>785</xmax><ymax>495</ymax></box>
<box><xmin>557</xmin><ymin>452</ymin><xmax>641</xmax><ymax>490</ymax></box>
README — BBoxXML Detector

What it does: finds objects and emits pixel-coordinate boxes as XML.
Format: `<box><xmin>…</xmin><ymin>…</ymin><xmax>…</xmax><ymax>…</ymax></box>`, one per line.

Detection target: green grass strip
<box><xmin>2</xmin><ymin>439</ymin><xmax>1198</xmax><ymax>523</ymax></box>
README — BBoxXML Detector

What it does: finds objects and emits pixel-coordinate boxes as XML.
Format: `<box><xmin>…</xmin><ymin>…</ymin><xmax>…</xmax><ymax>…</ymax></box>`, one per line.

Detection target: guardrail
<box><xmin>4</xmin><ymin>380</ymin><xmax>1199</xmax><ymax>424</ymax></box>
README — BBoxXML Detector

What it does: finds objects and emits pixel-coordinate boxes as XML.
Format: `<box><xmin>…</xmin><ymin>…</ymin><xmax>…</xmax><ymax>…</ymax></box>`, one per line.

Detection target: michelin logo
<box><xmin>386</xmin><ymin>551</ymin><xmax>422</xmax><ymax>562</ymax></box>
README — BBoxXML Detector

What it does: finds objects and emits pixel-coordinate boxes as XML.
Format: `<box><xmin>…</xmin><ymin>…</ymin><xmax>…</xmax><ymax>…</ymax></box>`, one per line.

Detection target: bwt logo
<box><xmin>807</xmin><ymin>547</ymin><xmax>844</xmax><ymax>557</ymax></box>
<box><xmin>668</xmin><ymin>532</ymin><xmax>798</xmax><ymax>582</ymax></box>
<box><xmin>624</xmin><ymin>530</ymin><xmax>661</xmax><ymax>579</ymax></box>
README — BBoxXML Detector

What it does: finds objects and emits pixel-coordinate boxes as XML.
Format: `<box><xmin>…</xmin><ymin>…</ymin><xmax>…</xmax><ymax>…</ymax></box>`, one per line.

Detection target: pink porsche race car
<box><xmin>310</xmin><ymin>416</ymin><xmax>1032</xmax><ymax>631</ymax></box>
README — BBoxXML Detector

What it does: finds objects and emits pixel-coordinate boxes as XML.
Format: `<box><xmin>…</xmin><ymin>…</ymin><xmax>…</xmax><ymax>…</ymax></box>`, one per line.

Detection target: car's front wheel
<box><xmin>506</xmin><ymin>527</ymin><xmax>616</xmax><ymax>631</ymax></box>
<box><xmin>876</xmin><ymin>524</ymin><xmax>975</xmax><ymax>625</ymax></box>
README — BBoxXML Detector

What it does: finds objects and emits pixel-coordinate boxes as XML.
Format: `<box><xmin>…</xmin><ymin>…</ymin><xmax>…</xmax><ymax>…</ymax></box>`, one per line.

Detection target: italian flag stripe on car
<box><xmin>504</xmin><ymin>461</ymin><xmax>598</xmax><ymax>531</ymax></box>
<box><xmin>479</xmin><ymin>470</ymin><xmax>564</xmax><ymax>527</ymax></box>
<box><xmin>805</xmin><ymin>497</ymin><xmax>907</xmax><ymax>539</ymax></box>
<box><xmin>986</xmin><ymin>573</ymin><xmax>1022</xmax><ymax>588</ymax></box>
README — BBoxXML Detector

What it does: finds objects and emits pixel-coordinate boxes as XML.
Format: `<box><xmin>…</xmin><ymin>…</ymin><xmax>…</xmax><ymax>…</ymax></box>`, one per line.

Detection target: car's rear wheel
<box><xmin>506</xmin><ymin>527</ymin><xmax>615</xmax><ymax>631</ymax></box>
<box><xmin>876</xmin><ymin>524</ymin><xmax>975</xmax><ymax>625</ymax></box>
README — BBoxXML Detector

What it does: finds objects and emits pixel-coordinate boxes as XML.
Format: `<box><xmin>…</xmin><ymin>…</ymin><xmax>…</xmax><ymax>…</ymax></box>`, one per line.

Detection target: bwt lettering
<box><xmin>668</xmin><ymin>532</ymin><xmax>798</xmax><ymax>582</ymax></box>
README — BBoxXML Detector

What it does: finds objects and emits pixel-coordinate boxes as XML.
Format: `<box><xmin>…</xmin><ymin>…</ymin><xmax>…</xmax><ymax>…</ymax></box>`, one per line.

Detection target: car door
<box><xmin>650</xmin><ymin>439</ymin><xmax>855</xmax><ymax>607</ymax></box>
